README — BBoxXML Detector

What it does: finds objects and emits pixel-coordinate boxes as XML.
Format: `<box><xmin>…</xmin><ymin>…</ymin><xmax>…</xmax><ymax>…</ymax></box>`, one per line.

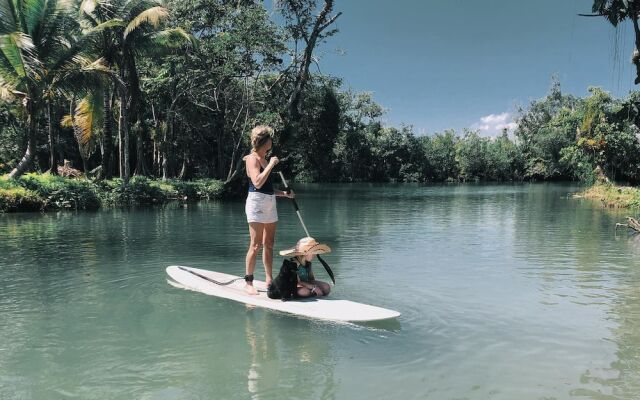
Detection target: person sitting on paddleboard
<box><xmin>279</xmin><ymin>237</ymin><xmax>331</xmax><ymax>297</ymax></box>
<box><xmin>244</xmin><ymin>125</ymin><xmax>294</xmax><ymax>295</ymax></box>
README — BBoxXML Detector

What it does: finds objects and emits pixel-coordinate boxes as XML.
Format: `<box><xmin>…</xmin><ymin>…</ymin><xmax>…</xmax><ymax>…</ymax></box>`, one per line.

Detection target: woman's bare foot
<box><xmin>245</xmin><ymin>284</ymin><xmax>259</xmax><ymax>295</ymax></box>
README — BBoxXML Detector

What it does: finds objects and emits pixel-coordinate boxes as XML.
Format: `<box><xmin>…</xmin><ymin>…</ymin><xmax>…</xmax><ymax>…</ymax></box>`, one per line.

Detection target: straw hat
<box><xmin>279</xmin><ymin>237</ymin><xmax>331</xmax><ymax>257</ymax></box>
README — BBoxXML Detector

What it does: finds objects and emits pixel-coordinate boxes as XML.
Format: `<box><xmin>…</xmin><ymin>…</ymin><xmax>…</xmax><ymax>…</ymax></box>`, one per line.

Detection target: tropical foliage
<box><xmin>2</xmin><ymin>0</ymin><xmax>640</xmax><ymax>204</ymax></box>
<box><xmin>0</xmin><ymin>173</ymin><xmax>223</xmax><ymax>211</ymax></box>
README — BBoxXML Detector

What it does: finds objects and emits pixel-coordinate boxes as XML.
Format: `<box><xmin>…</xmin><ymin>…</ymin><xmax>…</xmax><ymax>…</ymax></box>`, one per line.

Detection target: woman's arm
<box><xmin>246</xmin><ymin>155</ymin><xmax>278</xmax><ymax>189</ymax></box>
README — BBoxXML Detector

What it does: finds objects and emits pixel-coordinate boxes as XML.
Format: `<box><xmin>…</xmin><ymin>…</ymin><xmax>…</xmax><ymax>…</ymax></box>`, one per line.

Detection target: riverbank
<box><xmin>577</xmin><ymin>183</ymin><xmax>640</xmax><ymax>208</ymax></box>
<box><xmin>0</xmin><ymin>174</ymin><xmax>224</xmax><ymax>213</ymax></box>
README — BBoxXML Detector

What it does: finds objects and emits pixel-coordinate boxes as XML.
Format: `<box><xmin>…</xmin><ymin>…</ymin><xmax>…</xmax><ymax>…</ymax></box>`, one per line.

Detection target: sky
<box><xmin>266</xmin><ymin>0</ymin><xmax>637</xmax><ymax>136</ymax></box>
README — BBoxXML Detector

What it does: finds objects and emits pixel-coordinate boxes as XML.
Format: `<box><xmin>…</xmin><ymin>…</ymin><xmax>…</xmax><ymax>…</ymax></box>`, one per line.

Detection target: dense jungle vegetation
<box><xmin>1</xmin><ymin>0</ymin><xmax>640</xmax><ymax>211</ymax></box>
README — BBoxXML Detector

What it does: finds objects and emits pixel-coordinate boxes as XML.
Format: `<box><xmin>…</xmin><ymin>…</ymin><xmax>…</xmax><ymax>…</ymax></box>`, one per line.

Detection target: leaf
<box><xmin>80</xmin><ymin>0</ymin><xmax>98</xmax><ymax>15</ymax></box>
<box><xmin>82</xmin><ymin>18</ymin><xmax>125</xmax><ymax>35</ymax></box>
<box><xmin>73</xmin><ymin>90</ymin><xmax>104</xmax><ymax>158</ymax></box>
<box><xmin>152</xmin><ymin>27</ymin><xmax>196</xmax><ymax>47</ymax></box>
<box><xmin>60</xmin><ymin>113</ymin><xmax>73</xmax><ymax>128</ymax></box>
<box><xmin>0</xmin><ymin>32</ymin><xmax>34</xmax><ymax>79</ymax></box>
<box><xmin>123</xmin><ymin>6</ymin><xmax>168</xmax><ymax>39</ymax></box>
<box><xmin>0</xmin><ymin>0</ymin><xmax>19</xmax><ymax>34</ymax></box>
<box><xmin>0</xmin><ymin>79</ymin><xmax>14</xmax><ymax>99</ymax></box>
<box><xmin>22</xmin><ymin>0</ymin><xmax>47</xmax><ymax>36</ymax></box>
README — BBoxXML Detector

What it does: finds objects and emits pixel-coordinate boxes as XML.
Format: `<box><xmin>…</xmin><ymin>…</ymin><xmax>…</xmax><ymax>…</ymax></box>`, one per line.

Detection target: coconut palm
<box><xmin>77</xmin><ymin>0</ymin><xmax>192</xmax><ymax>181</ymax></box>
<box><xmin>589</xmin><ymin>0</ymin><xmax>640</xmax><ymax>84</ymax></box>
<box><xmin>0</xmin><ymin>0</ymin><xmax>117</xmax><ymax>178</ymax></box>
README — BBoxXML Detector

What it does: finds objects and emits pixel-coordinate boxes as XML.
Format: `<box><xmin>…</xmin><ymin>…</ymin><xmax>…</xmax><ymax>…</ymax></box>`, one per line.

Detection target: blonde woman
<box><xmin>244</xmin><ymin>125</ymin><xmax>294</xmax><ymax>295</ymax></box>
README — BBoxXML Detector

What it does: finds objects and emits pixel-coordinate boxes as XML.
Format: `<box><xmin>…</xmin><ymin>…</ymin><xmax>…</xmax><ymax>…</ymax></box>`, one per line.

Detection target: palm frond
<box><xmin>143</xmin><ymin>27</ymin><xmax>196</xmax><ymax>51</ymax></box>
<box><xmin>83</xmin><ymin>18</ymin><xmax>124</xmax><ymax>35</ymax></box>
<box><xmin>0</xmin><ymin>32</ymin><xmax>35</xmax><ymax>79</ymax></box>
<box><xmin>80</xmin><ymin>0</ymin><xmax>117</xmax><ymax>23</ymax></box>
<box><xmin>22</xmin><ymin>0</ymin><xmax>47</xmax><ymax>36</ymax></box>
<box><xmin>0</xmin><ymin>0</ymin><xmax>19</xmax><ymax>34</ymax></box>
<box><xmin>592</xmin><ymin>0</ymin><xmax>629</xmax><ymax>26</ymax></box>
<box><xmin>0</xmin><ymin>41</ymin><xmax>20</xmax><ymax>83</ymax></box>
<box><xmin>80</xmin><ymin>0</ymin><xmax>98</xmax><ymax>15</ymax></box>
<box><xmin>53</xmin><ymin>55</ymin><xmax>122</xmax><ymax>96</ymax></box>
<box><xmin>0</xmin><ymin>76</ymin><xmax>16</xmax><ymax>100</ymax></box>
<box><xmin>60</xmin><ymin>113</ymin><xmax>72</xmax><ymax>127</ymax></box>
<box><xmin>123</xmin><ymin>6</ymin><xmax>168</xmax><ymax>39</ymax></box>
<box><xmin>119</xmin><ymin>0</ymin><xmax>160</xmax><ymax>21</ymax></box>
<box><xmin>73</xmin><ymin>90</ymin><xmax>103</xmax><ymax>158</ymax></box>
<box><xmin>40</xmin><ymin>0</ymin><xmax>77</xmax><ymax>46</ymax></box>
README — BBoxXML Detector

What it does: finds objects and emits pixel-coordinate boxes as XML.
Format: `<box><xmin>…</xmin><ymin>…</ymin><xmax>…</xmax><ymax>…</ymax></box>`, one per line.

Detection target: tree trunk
<box><xmin>162</xmin><ymin>111</ymin><xmax>171</xmax><ymax>180</ymax></box>
<box><xmin>178</xmin><ymin>149</ymin><xmax>188</xmax><ymax>180</ymax></box>
<box><xmin>47</xmin><ymin>101</ymin><xmax>58</xmax><ymax>174</ymax></box>
<box><xmin>281</xmin><ymin>1</ymin><xmax>341</xmax><ymax>146</ymax></box>
<box><xmin>153</xmin><ymin>138</ymin><xmax>161</xmax><ymax>177</ymax></box>
<box><xmin>118</xmin><ymin>103</ymin><xmax>123</xmax><ymax>178</ymax></box>
<box><xmin>631</xmin><ymin>13</ymin><xmax>640</xmax><ymax>84</ymax></box>
<box><xmin>217</xmin><ymin>127</ymin><xmax>224</xmax><ymax>179</ymax></box>
<box><xmin>118</xmin><ymin>90</ymin><xmax>130</xmax><ymax>182</ymax></box>
<box><xmin>286</xmin><ymin>1</ymin><xmax>340</xmax><ymax>119</ymax></box>
<box><xmin>9</xmin><ymin>102</ymin><xmax>37</xmax><ymax>179</ymax></box>
<box><xmin>81</xmin><ymin>154</ymin><xmax>89</xmax><ymax>174</ymax></box>
<box><xmin>134</xmin><ymin>124</ymin><xmax>149</xmax><ymax>176</ymax></box>
<box><xmin>102</xmin><ymin>91</ymin><xmax>113</xmax><ymax>180</ymax></box>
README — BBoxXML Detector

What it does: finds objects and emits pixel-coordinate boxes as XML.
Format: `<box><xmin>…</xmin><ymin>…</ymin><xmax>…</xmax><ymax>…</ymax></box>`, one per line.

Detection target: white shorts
<box><xmin>245</xmin><ymin>192</ymin><xmax>278</xmax><ymax>224</ymax></box>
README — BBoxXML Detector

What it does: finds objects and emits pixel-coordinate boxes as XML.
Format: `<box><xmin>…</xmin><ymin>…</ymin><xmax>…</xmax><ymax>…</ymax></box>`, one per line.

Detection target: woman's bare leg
<box><xmin>315</xmin><ymin>280</ymin><xmax>331</xmax><ymax>296</ymax></box>
<box><xmin>245</xmin><ymin>222</ymin><xmax>264</xmax><ymax>295</ymax></box>
<box><xmin>262</xmin><ymin>222</ymin><xmax>277</xmax><ymax>287</ymax></box>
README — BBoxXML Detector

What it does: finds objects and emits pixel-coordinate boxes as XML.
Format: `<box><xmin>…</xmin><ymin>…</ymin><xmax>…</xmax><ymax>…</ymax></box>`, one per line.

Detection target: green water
<box><xmin>1</xmin><ymin>183</ymin><xmax>640</xmax><ymax>400</ymax></box>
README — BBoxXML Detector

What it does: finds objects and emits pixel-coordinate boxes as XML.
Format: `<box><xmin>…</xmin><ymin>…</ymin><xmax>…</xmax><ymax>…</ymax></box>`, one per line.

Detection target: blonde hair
<box><xmin>250</xmin><ymin>125</ymin><xmax>274</xmax><ymax>151</ymax></box>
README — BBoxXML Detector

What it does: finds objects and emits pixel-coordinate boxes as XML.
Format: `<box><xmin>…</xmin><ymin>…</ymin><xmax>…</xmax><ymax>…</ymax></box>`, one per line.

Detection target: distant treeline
<box><xmin>1</xmin><ymin>1</ymin><xmax>639</xmax><ymax>186</ymax></box>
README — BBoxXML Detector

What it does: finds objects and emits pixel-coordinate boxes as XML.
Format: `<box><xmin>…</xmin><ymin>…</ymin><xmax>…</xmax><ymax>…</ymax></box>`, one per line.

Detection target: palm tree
<box><xmin>78</xmin><ymin>0</ymin><xmax>192</xmax><ymax>182</ymax></box>
<box><xmin>586</xmin><ymin>0</ymin><xmax>640</xmax><ymax>84</ymax></box>
<box><xmin>0</xmin><ymin>0</ymin><xmax>116</xmax><ymax>178</ymax></box>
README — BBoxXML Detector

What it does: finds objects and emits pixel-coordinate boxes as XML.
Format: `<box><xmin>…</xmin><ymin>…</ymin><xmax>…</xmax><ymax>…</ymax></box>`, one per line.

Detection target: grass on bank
<box><xmin>0</xmin><ymin>173</ymin><xmax>224</xmax><ymax>213</ymax></box>
<box><xmin>578</xmin><ymin>183</ymin><xmax>640</xmax><ymax>208</ymax></box>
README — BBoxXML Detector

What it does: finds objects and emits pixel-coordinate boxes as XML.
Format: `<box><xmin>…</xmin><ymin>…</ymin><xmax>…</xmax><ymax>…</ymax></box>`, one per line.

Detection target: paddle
<box><xmin>277</xmin><ymin>171</ymin><xmax>336</xmax><ymax>284</ymax></box>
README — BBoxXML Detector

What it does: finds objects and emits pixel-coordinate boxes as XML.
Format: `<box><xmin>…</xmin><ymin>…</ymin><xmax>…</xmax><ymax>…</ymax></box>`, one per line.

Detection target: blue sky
<box><xmin>266</xmin><ymin>0</ymin><xmax>636</xmax><ymax>136</ymax></box>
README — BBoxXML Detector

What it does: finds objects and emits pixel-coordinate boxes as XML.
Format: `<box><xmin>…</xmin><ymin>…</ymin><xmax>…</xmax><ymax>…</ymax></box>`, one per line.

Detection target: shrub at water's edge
<box><xmin>0</xmin><ymin>187</ymin><xmax>43</xmax><ymax>212</ymax></box>
<box><xmin>577</xmin><ymin>184</ymin><xmax>640</xmax><ymax>208</ymax></box>
<box><xmin>0</xmin><ymin>174</ymin><xmax>225</xmax><ymax>212</ymax></box>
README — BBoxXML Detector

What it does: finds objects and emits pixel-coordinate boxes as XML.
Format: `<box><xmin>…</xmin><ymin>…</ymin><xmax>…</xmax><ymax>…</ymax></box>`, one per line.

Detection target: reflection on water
<box><xmin>1</xmin><ymin>183</ymin><xmax>640</xmax><ymax>399</ymax></box>
<box><xmin>243</xmin><ymin>309</ymin><xmax>337</xmax><ymax>400</ymax></box>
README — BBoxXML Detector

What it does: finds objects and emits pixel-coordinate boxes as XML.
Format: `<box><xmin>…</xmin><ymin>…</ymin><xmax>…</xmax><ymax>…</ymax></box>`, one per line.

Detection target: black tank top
<box><xmin>248</xmin><ymin>165</ymin><xmax>274</xmax><ymax>195</ymax></box>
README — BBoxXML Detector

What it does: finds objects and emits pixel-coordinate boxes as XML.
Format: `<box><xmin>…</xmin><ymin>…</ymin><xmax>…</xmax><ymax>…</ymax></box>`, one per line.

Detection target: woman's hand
<box><xmin>278</xmin><ymin>189</ymin><xmax>295</xmax><ymax>198</ymax></box>
<box><xmin>267</xmin><ymin>156</ymin><xmax>279</xmax><ymax>168</ymax></box>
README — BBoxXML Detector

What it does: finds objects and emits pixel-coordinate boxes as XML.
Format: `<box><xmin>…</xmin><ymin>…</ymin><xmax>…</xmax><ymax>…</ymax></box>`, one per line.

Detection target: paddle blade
<box><xmin>317</xmin><ymin>255</ymin><xmax>335</xmax><ymax>284</ymax></box>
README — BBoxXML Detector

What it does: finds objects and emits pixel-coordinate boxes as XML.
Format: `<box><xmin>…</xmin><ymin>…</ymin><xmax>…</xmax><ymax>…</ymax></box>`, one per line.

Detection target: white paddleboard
<box><xmin>166</xmin><ymin>266</ymin><xmax>400</xmax><ymax>322</ymax></box>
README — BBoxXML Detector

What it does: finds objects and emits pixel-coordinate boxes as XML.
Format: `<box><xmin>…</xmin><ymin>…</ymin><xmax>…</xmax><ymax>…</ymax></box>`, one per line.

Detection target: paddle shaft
<box><xmin>278</xmin><ymin>171</ymin><xmax>311</xmax><ymax>237</ymax></box>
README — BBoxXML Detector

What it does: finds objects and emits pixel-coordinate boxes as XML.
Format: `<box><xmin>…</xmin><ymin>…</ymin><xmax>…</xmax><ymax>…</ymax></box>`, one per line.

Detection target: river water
<box><xmin>1</xmin><ymin>183</ymin><xmax>639</xmax><ymax>400</ymax></box>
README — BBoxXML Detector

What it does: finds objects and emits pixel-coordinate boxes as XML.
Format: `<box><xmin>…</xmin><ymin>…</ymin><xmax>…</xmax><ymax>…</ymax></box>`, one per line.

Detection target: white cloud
<box><xmin>471</xmin><ymin>112</ymin><xmax>517</xmax><ymax>136</ymax></box>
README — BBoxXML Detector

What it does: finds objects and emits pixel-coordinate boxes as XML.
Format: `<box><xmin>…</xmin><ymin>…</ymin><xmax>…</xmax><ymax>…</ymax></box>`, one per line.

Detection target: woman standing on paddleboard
<box><xmin>244</xmin><ymin>126</ymin><xmax>294</xmax><ymax>295</ymax></box>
